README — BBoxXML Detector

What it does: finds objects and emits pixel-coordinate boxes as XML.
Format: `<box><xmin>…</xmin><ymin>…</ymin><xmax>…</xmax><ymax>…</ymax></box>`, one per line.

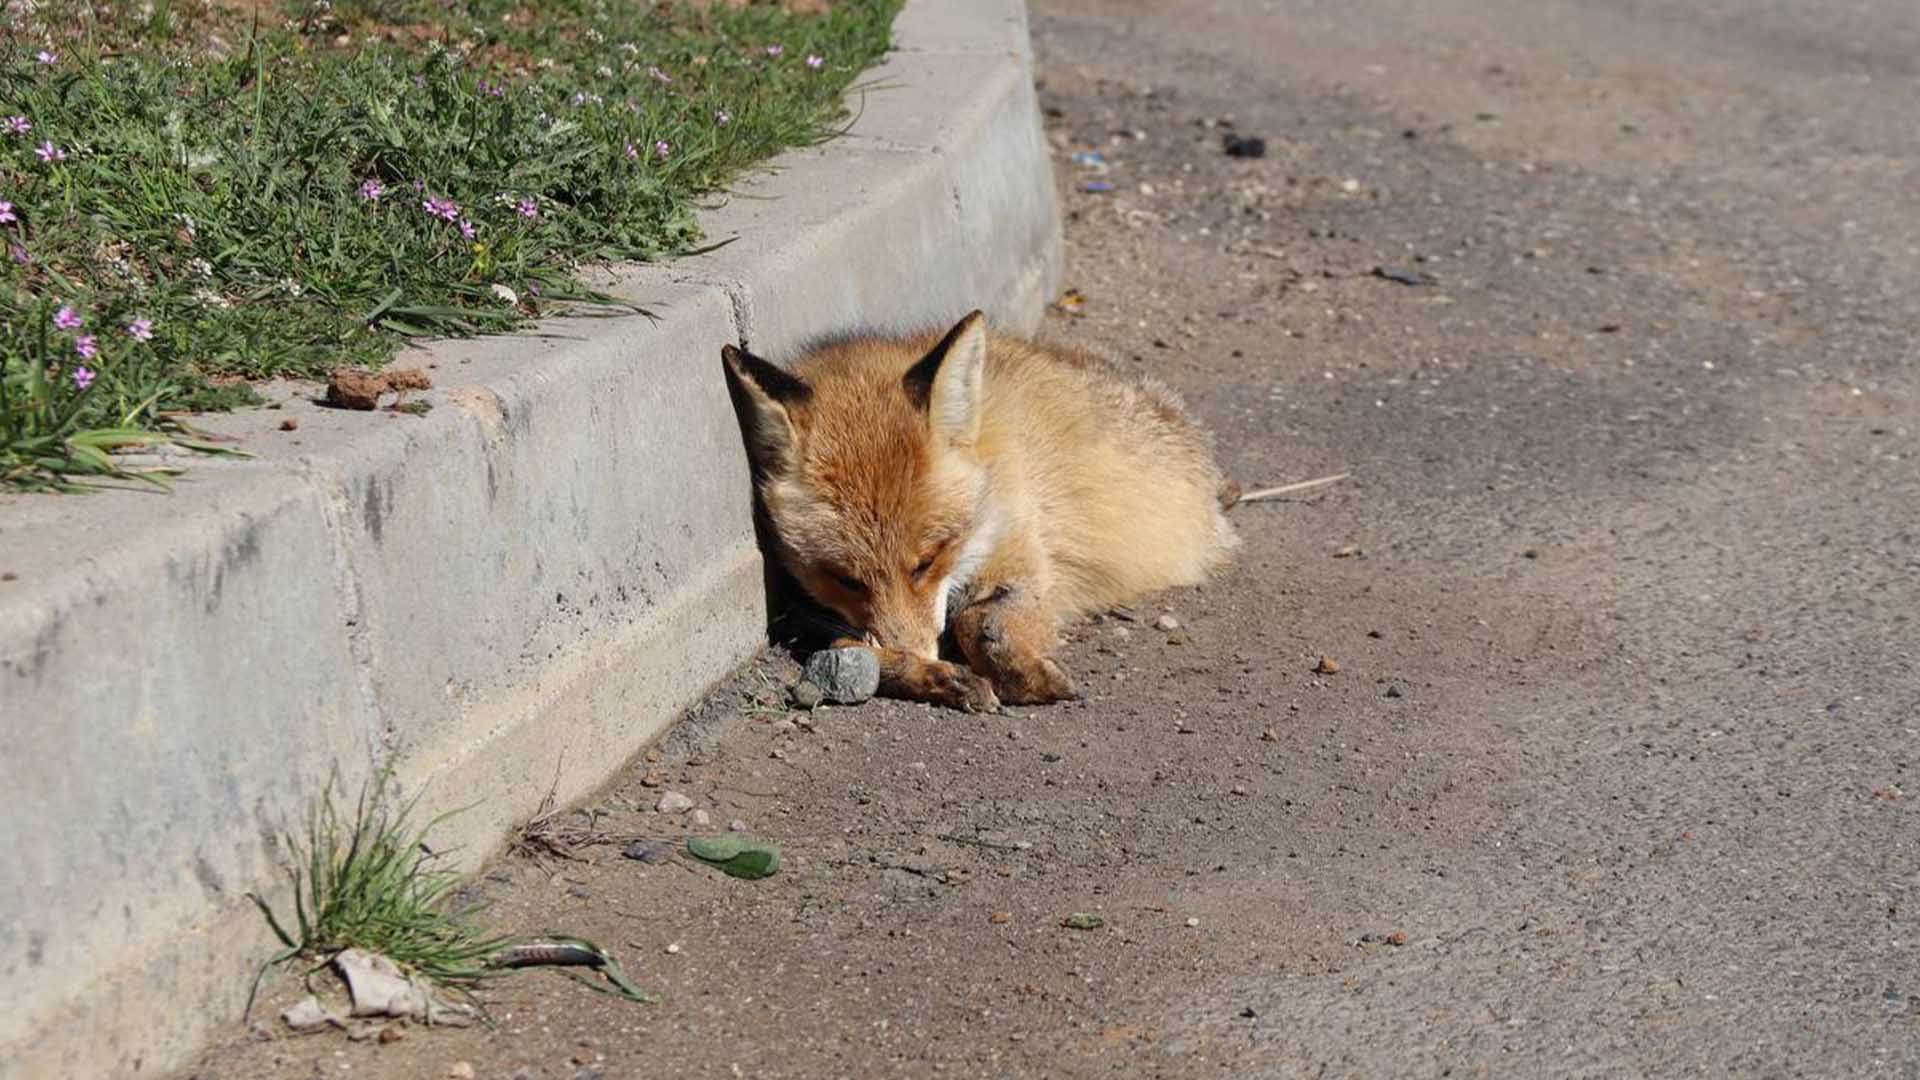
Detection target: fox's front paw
<box><xmin>925</xmin><ymin>661</ymin><xmax>1001</xmax><ymax>714</ymax></box>
<box><xmin>993</xmin><ymin>656</ymin><xmax>1081</xmax><ymax>706</ymax></box>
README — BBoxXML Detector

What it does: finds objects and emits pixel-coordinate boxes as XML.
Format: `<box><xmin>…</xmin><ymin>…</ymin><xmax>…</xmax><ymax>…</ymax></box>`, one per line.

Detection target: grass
<box><xmin>249</xmin><ymin>770</ymin><xmax>509</xmax><ymax>996</ymax></box>
<box><xmin>0</xmin><ymin>0</ymin><xmax>902</xmax><ymax>490</ymax></box>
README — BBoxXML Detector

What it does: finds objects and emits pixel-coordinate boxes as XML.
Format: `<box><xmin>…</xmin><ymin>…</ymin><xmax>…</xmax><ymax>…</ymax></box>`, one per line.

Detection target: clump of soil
<box><xmin>326</xmin><ymin>368</ymin><xmax>433</xmax><ymax>411</ymax></box>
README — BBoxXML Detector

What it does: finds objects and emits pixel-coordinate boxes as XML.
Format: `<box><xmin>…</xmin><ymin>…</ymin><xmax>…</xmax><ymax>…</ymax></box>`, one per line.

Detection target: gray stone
<box><xmin>790</xmin><ymin>680</ymin><xmax>825</xmax><ymax>710</ymax></box>
<box><xmin>803</xmin><ymin>648</ymin><xmax>883</xmax><ymax>705</ymax></box>
<box><xmin>655</xmin><ymin>791</ymin><xmax>695</xmax><ymax>814</ymax></box>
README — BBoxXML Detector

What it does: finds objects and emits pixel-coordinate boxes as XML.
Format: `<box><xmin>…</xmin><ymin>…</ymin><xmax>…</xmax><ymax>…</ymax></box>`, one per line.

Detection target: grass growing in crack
<box><xmin>1</xmin><ymin>0</ymin><xmax>902</xmax><ymax>490</ymax></box>
<box><xmin>249</xmin><ymin>770</ymin><xmax>509</xmax><ymax>998</ymax></box>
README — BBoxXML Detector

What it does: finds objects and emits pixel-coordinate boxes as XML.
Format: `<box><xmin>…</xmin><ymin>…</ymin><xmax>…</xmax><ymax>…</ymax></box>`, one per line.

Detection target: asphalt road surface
<box><xmin>195</xmin><ymin>1</ymin><xmax>1918</xmax><ymax>1077</ymax></box>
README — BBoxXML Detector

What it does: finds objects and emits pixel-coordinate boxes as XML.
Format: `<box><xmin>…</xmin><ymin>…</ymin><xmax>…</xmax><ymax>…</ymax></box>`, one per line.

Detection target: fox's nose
<box><xmin>861</xmin><ymin>631</ymin><xmax>881</xmax><ymax>648</ymax></box>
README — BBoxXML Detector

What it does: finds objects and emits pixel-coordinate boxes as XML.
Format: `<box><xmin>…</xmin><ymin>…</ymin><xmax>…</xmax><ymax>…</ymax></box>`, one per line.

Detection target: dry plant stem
<box><xmin>1236</xmin><ymin>472</ymin><xmax>1351</xmax><ymax>503</ymax></box>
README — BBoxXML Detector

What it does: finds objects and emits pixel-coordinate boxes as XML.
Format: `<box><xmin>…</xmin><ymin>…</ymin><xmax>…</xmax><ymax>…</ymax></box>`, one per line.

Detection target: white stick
<box><xmin>1236</xmin><ymin>472</ymin><xmax>1351</xmax><ymax>503</ymax></box>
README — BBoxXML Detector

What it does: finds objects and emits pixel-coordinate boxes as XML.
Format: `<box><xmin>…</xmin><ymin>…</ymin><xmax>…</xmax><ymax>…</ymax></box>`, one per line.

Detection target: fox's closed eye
<box><xmin>911</xmin><ymin>541</ymin><xmax>950</xmax><ymax>579</ymax></box>
<box><xmin>833</xmin><ymin>572</ymin><xmax>867</xmax><ymax>594</ymax></box>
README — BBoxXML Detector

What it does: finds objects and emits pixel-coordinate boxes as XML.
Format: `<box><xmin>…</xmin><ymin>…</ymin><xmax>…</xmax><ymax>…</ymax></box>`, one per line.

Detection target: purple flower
<box><xmin>411</xmin><ymin>179</ymin><xmax>426</xmax><ymax>192</ymax></box>
<box><xmin>127</xmin><ymin>317</ymin><xmax>153</xmax><ymax>341</ymax></box>
<box><xmin>73</xmin><ymin>335</ymin><xmax>97</xmax><ymax>360</ymax></box>
<box><xmin>765</xmin><ymin>44</ymin><xmax>784</xmax><ymax>58</ymax></box>
<box><xmin>714</xmin><ymin>109</ymin><xmax>731</xmax><ymax>125</ymax></box>
<box><xmin>3</xmin><ymin>116</ymin><xmax>29</xmax><ymax>135</ymax></box>
<box><xmin>648</xmin><ymin>66</ymin><xmax>672</xmax><ymax>84</ymax></box>
<box><xmin>655</xmin><ymin>139</ymin><xmax>671</xmax><ymax>160</ymax></box>
<box><xmin>423</xmin><ymin>196</ymin><xmax>459</xmax><ymax>221</ymax></box>
<box><xmin>54</xmin><ymin>305</ymin><xmax>82</xmax><ymax>330</ymax></box>
<box><xmin>35</xmin><ymin>50</ymin><xmax>56</xmax><ymax>65</ymax></box>
<box><xmin>624</xmin><ymin>141</ymin><xmax>639</xmax><ymax>160</ymax></box>
<box><xmin>7</xmin><ymin>245</ymin><xmax>25</xmax><ymax>265</ymax></box>
<box><xmin>72</xmin><ymin>366</ymin><xmax>95</xmax><ymax>390</ymax></box>
<box><xmin>359</xmin><ymin>179</ymin><xmax>384</xmax><ymax>200</ymax></box>
<box><xmin>806</xmin><ymin>55</ymin><xmax>824</xmax><ymax>70</ymax></box>
<box><xmin>516</xmin><ymin>197</ymin><xmax>539</xmax><ymax>219</ymax></box>
<box><xmin>412</xmin><ymin>74</ymin><xmax>427</xmax><ymax>89</ymax></box>
<box><xmin>0</xmin><ymin>200</ymin><xmax>14</xmax><ymax>224</ymax></box>
<box><xmin>527</xmin><ymin>282</ymin><xmax>540</xmax><ymax>297</ymax></box>
<box><xmin>458</xmin><ymin>218</ymin><xmax>476</xmax><ymax>240</ymax></box>
<box><xmin>35</xmin><ymin>140</ymin><xmax>65</xmax><ymax>163</ymax></box>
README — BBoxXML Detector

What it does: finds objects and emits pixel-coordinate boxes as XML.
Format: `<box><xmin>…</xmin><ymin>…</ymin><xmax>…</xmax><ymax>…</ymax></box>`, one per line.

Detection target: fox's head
<box><xmin>722</xmin><ymin>311</ymin><xmax>996</xmax><ymax>659</ymax></box>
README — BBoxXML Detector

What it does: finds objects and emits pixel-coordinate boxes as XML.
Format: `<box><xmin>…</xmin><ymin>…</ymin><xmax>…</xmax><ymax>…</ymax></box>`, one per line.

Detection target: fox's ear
<box><xmin>903</xmin><ymin>310</ymin><xmax>987</xmax><ymax>448</ymax></box>
<box><xmin>722</xmin><ymin>344</ymin><xmax>808</xmax><ymax>475</ymax></box>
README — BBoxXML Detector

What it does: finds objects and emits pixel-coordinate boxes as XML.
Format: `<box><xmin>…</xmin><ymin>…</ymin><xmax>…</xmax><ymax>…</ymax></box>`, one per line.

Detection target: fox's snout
<box><xmin>864</xmin><ymin>590</ymin><xmax>943</xmax><ymax>661</ymax></box>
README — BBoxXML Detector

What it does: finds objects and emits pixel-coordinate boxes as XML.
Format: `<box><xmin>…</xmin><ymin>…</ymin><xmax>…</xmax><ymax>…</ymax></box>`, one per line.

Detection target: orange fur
<box><xmin>723</xmin><ymin>311</ymin><xmax>1238</xmax><ymax>711</ymax></box>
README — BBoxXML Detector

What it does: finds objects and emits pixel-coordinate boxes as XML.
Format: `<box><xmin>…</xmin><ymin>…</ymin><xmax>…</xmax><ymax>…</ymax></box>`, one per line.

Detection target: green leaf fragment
<box><xmin>1061</xmin><ymin>913</ymin><xmax>1104</xmax><ymax>930</ymax></box>
<box><xmin>686</xmin><ymin>835</ymin><xmax>781</xmax><ymax>880</ymax></box>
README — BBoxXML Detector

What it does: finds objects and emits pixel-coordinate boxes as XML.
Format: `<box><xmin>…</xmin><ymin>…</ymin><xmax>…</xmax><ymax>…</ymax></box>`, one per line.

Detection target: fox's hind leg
<box><xmin>951</xmin><ymin>582</ymin><xmax>1080</xmax><ymax>706</ymax></box>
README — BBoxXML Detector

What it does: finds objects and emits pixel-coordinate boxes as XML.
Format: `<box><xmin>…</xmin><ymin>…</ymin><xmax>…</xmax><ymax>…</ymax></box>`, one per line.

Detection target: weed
<box><xmin>249</xmin><ymin>769</ymin><xmax>508</xmax><ymax>998</ymax></box>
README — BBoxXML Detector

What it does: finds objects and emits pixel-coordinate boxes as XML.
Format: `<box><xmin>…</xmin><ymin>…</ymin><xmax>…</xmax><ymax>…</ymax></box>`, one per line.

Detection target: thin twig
<box><xmin>1236</xmin><ymin>472</ymin><xmax>1351</xmax><ymax>503</ymax></box>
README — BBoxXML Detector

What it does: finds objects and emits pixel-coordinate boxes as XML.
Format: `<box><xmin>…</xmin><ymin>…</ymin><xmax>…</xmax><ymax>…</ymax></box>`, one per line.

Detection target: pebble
<box><xmin>690</xmin><ymin>809</ymin><xmax>712</xmax><ymax>828</ymax></box>
<box><xmin>655</xmin><ymin>791</ymin><xmax>694</xmax><ymax>814</ymax></box>
<box><xmin>1186</xmin><ymin>917</ymin><xmax>1201</xmax><ymax>928</ymax></box>
<box><xmin>728</xmin><ymin>819</ymin><xmax>748</xmax><ymax>832</ymax></box>
<box><xmin>1154</xmin><ymin>614</ymin><xmax>1182</xmax><ymax>631</ymax></box>
<box><xmin>789</xmin><ymin>680</ymin><xmax>824</xmax><ymax>710</ymax></box>
<box><xmin>447</xmin><ymin>1064</ymin><xmax>475</xmax><ymax>1080</ymax></box>
<box><xmin>622</xmin><ymin>841</ymin><xmax>673</xmax><ymax>865</ymax></box>
<box><xmin>665</xmin><ymin>943</ymin><xmax>681</xmax><ymax>955</ymax></box>
<box><xmin>803</xmin><ymin>647</ymin><xmax>881</xmax><ymax>704</ymax></box>
<box><xmin>1314</xmin><ymin>656</ymin><xmax>1341</xmax><ymax>675</ymax></box>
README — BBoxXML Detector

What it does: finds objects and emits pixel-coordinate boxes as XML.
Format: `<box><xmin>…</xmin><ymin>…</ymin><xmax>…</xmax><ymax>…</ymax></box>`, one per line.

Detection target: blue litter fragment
<box><xmin>1082</xmin><ymin>180</ymin><xmax>1115</xmax><ymax>193</ymax></box>
<box><xmin>1072</xmin><ymin>151</ymin><xmax>1107</xmax><ymax>166</ymax></box>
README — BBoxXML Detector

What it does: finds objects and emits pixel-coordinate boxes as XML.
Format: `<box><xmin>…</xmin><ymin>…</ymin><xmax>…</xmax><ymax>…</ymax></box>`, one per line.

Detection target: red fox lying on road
<box><xmin>722</xmin><ymin>311</ymin><xmax>1239</xmax><ymax>712</ymax></box>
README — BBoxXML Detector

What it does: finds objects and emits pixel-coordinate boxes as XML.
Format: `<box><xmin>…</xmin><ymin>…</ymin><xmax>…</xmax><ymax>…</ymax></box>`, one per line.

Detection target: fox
<box><xmin>722</xmin><ymin>310</ymin><xmax>1239</xmax><ymax>713</ymax></box>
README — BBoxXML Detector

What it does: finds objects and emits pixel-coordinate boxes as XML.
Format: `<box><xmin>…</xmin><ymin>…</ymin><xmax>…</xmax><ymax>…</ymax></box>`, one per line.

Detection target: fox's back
<box><xmin>793</xmin><ymin>329</ymin><xmax>1237</xmax><ymax>616</ymax></box>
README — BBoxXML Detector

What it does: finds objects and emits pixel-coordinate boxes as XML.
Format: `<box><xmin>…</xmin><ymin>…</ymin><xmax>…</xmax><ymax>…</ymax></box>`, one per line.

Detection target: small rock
<box><xmin>281</xmin><ymin>995</ymin><xmax>344</xmax><ymax>1032</ymax></box>
<box><xmin>447</xmin><ymin>1064</ymin><xmax>475</xmax><ymax>1080</ymax></box>
<box><xmin>377</xmin><ymin>1025</ymin><xmax>405</xmax><ymax>1044</ymax></box>
<box><xmin>512</xmin><ymin>1070</ymin><xmax>537</xmax><ymax>1080</ymax></box>
<box><xmin>728</xmin><ymin>819</ymin><xmax>748</xmax><ymax>832</ymax></box>
<box><xmin>1260</xmin><ymin>728</ymin><xmax>1279</xmax><ymax>742</ymax></box>
<box><xmin>665</xmin><ymin>943</ymin><xmax>681</xmax><ymax>955</ymax></box>
<box><xmin>789</xmin><ymin>680</ymin><xmax>824</xmax><ymax>710</ymax></box>
<box><xmin>690</xmin><ymin>809</ymin><xmax>712</xmax><ymax>828</ymax></box>
<box><xmin>1387</xmin><ymin>932</ymin><xmax>1408</xmax><ymax>947</ymax></box>
<box><xmin>1332</xmin><ymin>544</ymin><xmax>1361</xmax><ymax>558</ymax></box>
<box><xmin>638</xmin><ymin>770</ymin><xmax>664</xmax><ymax>788</ymax></box>
<box><xmin>1222</xmin><ymin>133</ymin><xmax>1267</xmax><ymax>158</ymax></box>
<box><xmin>489</xmin><ymin>283</ymin><xmax>519</xmax><ymax>305</ymax></box>
<box><xmin>655</xmin><ymin>791</ymin><xmax>694</xmax><ymax>814</ymax></box>
<box><xmin>990</xmin><ymin>911</ymin><xmax>1012</xmax><ymax>925</ymax></box>
<box><xmin>1384</xmin><ymin>684</ymin><xmax>1404</xmax><ymax>699</ymax></box>
<box><xmin>1240</xmin><ymin>1006</ymin><xmax>1258</xmax><ymax>1019</ymax></box>
<box><xmin>1314</xmin><ymin>656</ymin><xmax>1341</xmax><ymax>675</ymax></box>
<box><xmin>769</xmin><ymin>747</ymin><xmax>787</xmax><ymax>760</ymax></box>
<box><xmin>1154</xmin><ymin>614</ymin><xmax>1181</xmax><ymax>632</ymax></box>
<box><xmin>1229</xmin><ymin>784</ymin><xmax>1249</xmax><ymax>796</ymax></box>
<box><xmin>802</xmin><ymin>647</ymin><xmax>881</xmax><ymax>704</ymax></box>
<box><xmin>622</xmin><ymin>841</ymin><xmax>673</xmax><ymax>865</ymax></box>
<box><xmin>1186</xmin><ymin>917</ymin><xmax>1201</xmax><ymax>928</ymax></box>
<box><xmin>278</xmin><ymin>418</ymin><xmax>299</xmax><ymax>432</ymax></box>
<box><xmin>567</xmin><ymin>885</ymin><xmax>591</xmax><ymax>900</ymax></box>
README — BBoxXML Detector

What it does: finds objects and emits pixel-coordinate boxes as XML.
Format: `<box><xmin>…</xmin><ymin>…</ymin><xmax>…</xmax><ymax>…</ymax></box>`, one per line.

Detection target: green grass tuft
<box><xmin>249</xmin><ymin>769</ymin><xmax>509</xmax><ymax>994</ymax></box>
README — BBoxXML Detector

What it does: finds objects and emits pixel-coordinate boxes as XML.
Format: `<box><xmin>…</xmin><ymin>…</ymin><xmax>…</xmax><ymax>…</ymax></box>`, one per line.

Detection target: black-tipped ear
<box><xmin>721</xmin><ymin>344</ymin><xmax>807</xmax><ymax>476</ymax></box>
<box><xmin>722</xmin><ymin>343</ymin><xmax>811</xmax><ymax>405</ymax></box>
<box><xmin>902</xmin><ymin>311</ymin><xmax>988</xmax><ymax>446</ymax></box>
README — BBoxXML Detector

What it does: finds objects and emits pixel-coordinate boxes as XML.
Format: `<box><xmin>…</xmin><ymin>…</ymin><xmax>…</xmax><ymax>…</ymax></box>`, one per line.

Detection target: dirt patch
<box><xmin>325</xmin><ymin>367</ymin><xmax>433</xmax><ymax>411</ymax></box>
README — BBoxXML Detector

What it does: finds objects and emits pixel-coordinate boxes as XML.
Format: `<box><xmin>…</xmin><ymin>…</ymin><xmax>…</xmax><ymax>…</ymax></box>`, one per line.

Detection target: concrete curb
<box><xmin>0</xmin><ymin>1</ymin><xmax>1058</xmax><ymax>1074</ymax></box>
